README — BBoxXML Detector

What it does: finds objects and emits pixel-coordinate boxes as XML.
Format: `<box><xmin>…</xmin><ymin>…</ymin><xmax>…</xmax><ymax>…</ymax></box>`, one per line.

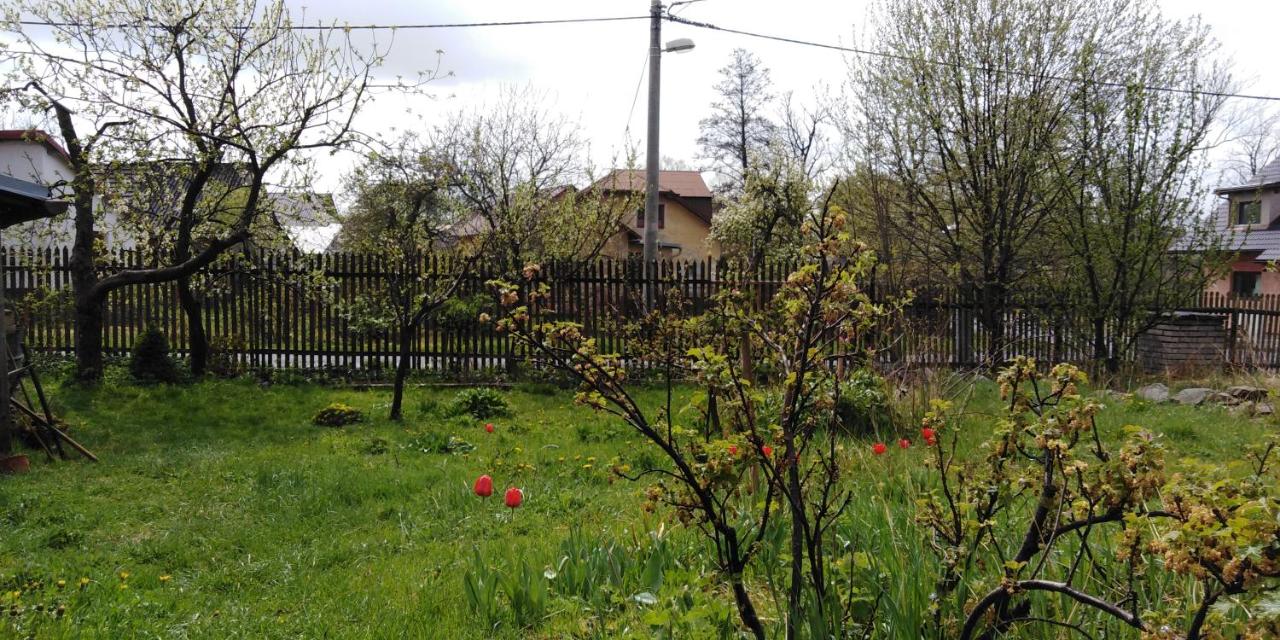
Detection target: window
<box><xmin>1232</xmin><ymin>271</ymin><xmax>1261</xmax><ymax>297</ymax></box>
<box><xmin>1235</xmin><ymin>200</ymin><xmax>1262</xmax><ymax>226</ymax></box>
<box><xmin>635</xmin><ymin>204</ymin><xmax>666</xmax><ymax>229</ymax></box>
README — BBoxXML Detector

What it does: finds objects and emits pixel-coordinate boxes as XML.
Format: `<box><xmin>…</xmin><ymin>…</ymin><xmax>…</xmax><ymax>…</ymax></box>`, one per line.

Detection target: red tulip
<box><xmin>922</xmin><ymin>427</ymin><xmax>937</xmax><ymax>446</ymax></box>
<box><xmin>484</xmin><ymin>423</ymin><xmax>494</xmax><ymax>433</ymax></box>
<box><xmin>728</xmin><ymin>445</ymin><xmax>739</xmax><ymax>456</ymax></box>
<box><xmin>504</xmin><ymin>487</ymin><xmax>523</xmax><ymax>509</ymax></box>
<box><xmin>474</xmin><ymin>475</ymin><xmax>494</xmax><ymax>498</ymax></box>
<box><xmin>898</xmin><ymin>438</ymin><xmax>911</xmax><ymax>449</ymax></box>
<box><xmin>872</xmin><ymin>442</ymin><xmax>887</xmax><ymax>455</ymax></box>
<box><xmin>761</xmin><ymin>445</ymin><xmax>773</xmax><ymax>457</ymax></box>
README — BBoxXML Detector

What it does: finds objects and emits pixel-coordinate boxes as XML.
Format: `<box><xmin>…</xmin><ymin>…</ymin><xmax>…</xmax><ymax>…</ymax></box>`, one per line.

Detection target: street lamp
<box><xmin>642</xmin><ymin>1</ymin><xmax>694</xmax><ymax>308</ymax></box>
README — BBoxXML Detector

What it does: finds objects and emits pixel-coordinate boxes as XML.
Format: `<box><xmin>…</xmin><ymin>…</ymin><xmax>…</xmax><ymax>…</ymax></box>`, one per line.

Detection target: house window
<box><xmin>636</xmin><ymin>204</ymin><xmax>665</xmax><ymax>229</ymax></box>
<box><xmin>1232</xmin><ymin>271</ymin><xmax>1261</xmax><ymax>297</ymax></box>
<box><xmin>1235</xmin><ymin>200</ymin><xmax>1262</xmax><ymax>225</ymax></box>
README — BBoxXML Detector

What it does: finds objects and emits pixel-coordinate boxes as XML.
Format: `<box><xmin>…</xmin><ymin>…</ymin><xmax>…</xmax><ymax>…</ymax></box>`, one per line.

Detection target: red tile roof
<box><xmin>0</xmin><ymin>129</ymin><xmax>72</xmax><ymax>165</ymax></box>
<box><xmin>591</xmin><ymin>169</ymin><xmax>712</xmax><ymax>199</ymax></box>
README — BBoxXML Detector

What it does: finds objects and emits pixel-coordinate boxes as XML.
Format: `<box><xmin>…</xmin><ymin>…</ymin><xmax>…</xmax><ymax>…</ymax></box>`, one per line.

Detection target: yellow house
<box><xmin>591</xmin><ymin>169</ymin><xmax>720</xmax><ymax>261</ymax></box>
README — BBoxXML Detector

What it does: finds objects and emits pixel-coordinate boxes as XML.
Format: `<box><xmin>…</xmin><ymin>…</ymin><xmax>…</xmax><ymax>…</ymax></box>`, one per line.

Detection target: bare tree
<box><xmin>1219</xmin><ymin>104</ymin><xmax>1280</xmax><ymax>185</ymax></box>
<box><xmin>698</xmin><ymin>48</ymin><xmax>775</xmax><ymax>194</ymax></box>
<box><xmin>2</xmin><ymin>0</ymin><xmax>418</xmax><ymax>380</ymax></box>
<box><xmin>432</xmin><ymin>87</ymin><xmax>628</xmax><ymax>269</ymax></box>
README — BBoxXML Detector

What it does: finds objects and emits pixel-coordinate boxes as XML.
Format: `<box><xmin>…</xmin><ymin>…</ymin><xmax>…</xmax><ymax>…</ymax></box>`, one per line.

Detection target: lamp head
<box><xmin>664</xmin><ymin>38</ymin><xmax>695</xmax><ymax>54</ymax></box>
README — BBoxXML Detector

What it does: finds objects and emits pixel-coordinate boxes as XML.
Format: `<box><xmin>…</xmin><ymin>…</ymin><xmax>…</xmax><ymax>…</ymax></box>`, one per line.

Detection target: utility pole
<box><xmin>642</xmin><ymin>0</ymin><xmax>663</xmax><ymax>307</ymax></box>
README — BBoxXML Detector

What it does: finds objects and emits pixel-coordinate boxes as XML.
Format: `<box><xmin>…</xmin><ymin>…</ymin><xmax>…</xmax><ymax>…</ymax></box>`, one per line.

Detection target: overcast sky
<box><xmin>285</xmin><ymin>0</ymin><xmax>1280</xmax><ymax>202</ymax></box>
<box><xmin>22</xmin><ymin>1</ymin><xmax>1279</xmax><ymax>200</ymax></box>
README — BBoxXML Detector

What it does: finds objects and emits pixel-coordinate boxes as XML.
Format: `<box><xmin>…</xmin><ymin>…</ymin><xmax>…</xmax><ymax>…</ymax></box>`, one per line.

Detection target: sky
<box><xmin>284</xmin><ymin>0</ymin><xmax>1280</xmax><ymax>203</ymax></box>
<box><xmin>13</xmin><ymin>0</ymin><xmax>1280</xmax><ymax>203</ymax></box>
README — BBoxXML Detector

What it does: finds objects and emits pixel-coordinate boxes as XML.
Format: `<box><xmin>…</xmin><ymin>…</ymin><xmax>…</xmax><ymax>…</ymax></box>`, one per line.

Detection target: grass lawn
<box><xmin>1</xmin><ymin>376</ymin><xmax>1274</xmax><ymax>638</ymax></box>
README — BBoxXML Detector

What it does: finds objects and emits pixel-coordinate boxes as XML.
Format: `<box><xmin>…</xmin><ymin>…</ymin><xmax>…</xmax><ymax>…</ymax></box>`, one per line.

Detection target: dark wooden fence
<box><xmin>5</xmin><ymin>247</ymin><xmax>1280</xmax><ymax>371</ymax></box>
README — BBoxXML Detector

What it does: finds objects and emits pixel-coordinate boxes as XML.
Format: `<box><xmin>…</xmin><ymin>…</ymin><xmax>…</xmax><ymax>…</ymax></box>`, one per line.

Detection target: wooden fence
<box><xmin>5</xmin><ymin>247</ymin><xmax>1280</xmax><ymax>372</ymax></box>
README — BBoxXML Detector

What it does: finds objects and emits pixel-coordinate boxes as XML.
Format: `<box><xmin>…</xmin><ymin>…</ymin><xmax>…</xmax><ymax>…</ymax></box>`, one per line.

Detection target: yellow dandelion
<box><xmin>118</xmin><ymin>571</ymin><xmax>130</xmax><ymax>581</ymax></box>
<box><xmin>118</xmin><ymin>583</ymin><xmax>128</xmax><ymax>590</ymax></box>
<box><xmin>78</xmin><ymin>577</ymin><xmax>90</xmax><ymax>588</ymax></box>
<box><xmin>56</xmin><ymin>580</ymin><xmax>66</xmax><ymax>589</ymax></box>
<box><xmin>159</xmin><ymin>575</ymin><xmax>172</xmax><ymax>583</ymax></box>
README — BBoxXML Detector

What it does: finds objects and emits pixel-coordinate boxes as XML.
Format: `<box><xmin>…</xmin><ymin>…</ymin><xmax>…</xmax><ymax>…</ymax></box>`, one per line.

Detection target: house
<box><xmin>1207</xmin><ymin>158</ymin><xmax>1280</xmax><ymax>297</ymax></box>
<box><xmin>592</xmin><ymin>169</ymin><xmax>719</xmax><ymax>261</ymax></box>
<box><xmin>263</xmin><ymin>192</ymin><xmax>341</xmax><ymax>253</ymax></box>
<box><xmin>0</xmin><ymin>131</ymin><xmax>335</xmax><ymax>253</ymax></box>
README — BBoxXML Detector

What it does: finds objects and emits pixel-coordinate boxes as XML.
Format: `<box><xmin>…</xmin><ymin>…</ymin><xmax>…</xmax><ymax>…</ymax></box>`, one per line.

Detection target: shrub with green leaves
<box><xmin>833</xmin><ymin>368</ymin><xmax>892</xmax><ymax>436</ymax></box>
<box><xmin>311</xmin><ymin>402</ymin><xmax>363</xmax><ymax>427</ymax></box>
<box><xmin>207</xmin><ymin>334</ymin><xmax>247</xmax><ymax>378</ymax></box>
<box><xmin>128</xmin><ymin>326</ymin><xmax>179</xmax><ymax>384</ymax></box>
<box><xmin>447</xmin><ymin>387</ymin><xmax>510</xmax><ymax>420</ymax></box>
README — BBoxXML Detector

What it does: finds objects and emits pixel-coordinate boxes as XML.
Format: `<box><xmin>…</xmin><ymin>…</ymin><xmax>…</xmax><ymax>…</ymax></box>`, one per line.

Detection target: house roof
<box><xmin>1207</xmin><ymin>201</ymin><xmax>1280</xmax><ymax>261</ymax></box>
<box><xmin>264</xmin><ymin>192</ymin><xmax>338</xmax><ymax>228</ymax></box>
<box><xmin>0</xmin><ymin>129</ymin><xmax>73</xmax><ymax>166</ymax></box>
<box><xmin>1216</xmin><ymin>157</ymin><xmax>1280</xmax><ymax>194</ymax></box>
<box><xmin>590</xmin><ymin>169</ymin><xmax>713</xmax><ymax>199</ymax></box>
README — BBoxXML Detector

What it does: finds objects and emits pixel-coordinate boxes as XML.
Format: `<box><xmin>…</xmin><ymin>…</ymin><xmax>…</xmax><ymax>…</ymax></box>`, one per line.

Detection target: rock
<box><xmin>1227</xmin><ymin>385</ymin><xmax>1269</xmax><ymax>402</ymax></box>
<box><xmin>1135</xmin><ymin>383</ymin><xmax>1169</xmax><ymax>403</ymax></box>
<box><xmin>1256</xmin><ymin>402</ymin><xmax>1275</xmax><ymax>416</ymax></box>
<box><xmin>1207</xmin><ymin>392</ymin><xmax>1239</xmax><ymax>406</ymax></box>
<box><xmin>1173</xmin><ymin>387</ymin><xmax>1214</xmax><ymax>406</ymax></box>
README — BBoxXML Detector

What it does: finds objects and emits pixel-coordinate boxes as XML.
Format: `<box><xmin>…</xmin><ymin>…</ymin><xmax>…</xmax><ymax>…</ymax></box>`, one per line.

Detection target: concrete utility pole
<box><xmin>642</xmin><ymin>0</ymin><xmax>663</xmax><ymax>279</ymax></box>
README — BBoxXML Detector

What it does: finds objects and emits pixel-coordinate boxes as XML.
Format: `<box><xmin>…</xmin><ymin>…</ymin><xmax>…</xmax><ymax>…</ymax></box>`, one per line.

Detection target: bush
<box><xmin>435</xmin><ymin>294</ymin><xmax>493</xmax><ymax>330</ymax></box>
<box><xmin>833</xmin><ymin>368</ymin><xmax>893</xmax><ymax>436</ymax></box>
<box><xmin>312</xmin><ymin>402</ymin><xmax>363</xmax><ymax>427</ymax></box>
<box><xmin>447</xmin><ymin>387</ymin><xmax>510</xmax><ymax>420</ymax></box>
<box><xmin>207</xmin><ymin>334</ymin><xmax>247</xmax><ymax>378</ymax></box>
<box><xmin>129</xmin><ymin>326</ymin><xmax>180</xmax><ymax>384</ymax></box>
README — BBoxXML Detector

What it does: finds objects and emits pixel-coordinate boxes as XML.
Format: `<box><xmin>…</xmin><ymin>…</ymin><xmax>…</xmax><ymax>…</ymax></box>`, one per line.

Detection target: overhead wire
<box><xmin>15</xmin><ymin>15</ymin><xmax>649</xmax><ymax>31</ymax></box>
<box><xmin>663</xmin><ymin>14</ymin><xmax>1280</xmax><ymax>103</ymax></box>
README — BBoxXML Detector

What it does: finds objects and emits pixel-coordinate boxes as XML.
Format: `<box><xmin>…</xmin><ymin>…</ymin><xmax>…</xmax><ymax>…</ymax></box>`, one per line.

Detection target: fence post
<box><xmin>1227</xmin><ymin>309</ymin><xmax>1239</xmax><ymax>367</ymax></box>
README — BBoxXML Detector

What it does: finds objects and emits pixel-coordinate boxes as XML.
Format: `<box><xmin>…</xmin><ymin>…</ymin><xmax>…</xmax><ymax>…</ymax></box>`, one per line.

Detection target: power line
<box><xmin>664</xmin><ymin>14</ymin><xmax>1280</xmax><ymax>103</ymax></box>
<box><xmin>16</xmin><ymin>15</ymin><xmax>649</xmax><ymax>31</ymax></box>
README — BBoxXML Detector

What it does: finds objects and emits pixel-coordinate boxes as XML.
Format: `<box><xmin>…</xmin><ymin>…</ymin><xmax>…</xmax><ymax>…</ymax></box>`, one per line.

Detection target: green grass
<box><xmin>1</xmin><ymin>377</ymin><xmax>1273</xmax><ymax>638</ymax></box>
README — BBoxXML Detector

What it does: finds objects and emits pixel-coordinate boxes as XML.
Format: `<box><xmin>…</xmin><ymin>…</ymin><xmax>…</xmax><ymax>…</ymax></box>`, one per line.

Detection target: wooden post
<box><xmin>1</xmin><ymin>229</ymin><xmax>11</xmax><ymax>456</ymax></box>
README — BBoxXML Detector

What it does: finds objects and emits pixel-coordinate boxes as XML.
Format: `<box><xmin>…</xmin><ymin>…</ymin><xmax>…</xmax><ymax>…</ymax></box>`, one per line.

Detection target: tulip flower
<box><xmin>474</xmin><ymin>475</ymin><xmax>494</xmax><ymax>498</ymax></box>
<box><xmin>504</xmin><ymin>487</ymin><xmax>523</xmax><ymax>509</ymax></box>
<box><xmin>484</xmin><ymin>423</ymin><xmax>494</xmax><ymax>433</ymax></box>
<box><xmin>761</xmin><ymin>445</ymin><xmax>773</xmax><ymax>457</ymax></box>
<box><xmin>899</xmin><ymin>438</ymin><xmax>911</xmax><ymax>449</ymax></box>
<box><xmin>728</xmin><ymin>445</ymin><xmax>738</xmax><ymax>456</ymax></box>
<box><xmin>922</xmin><ymin>427</ymin><xmax>937</xmax><ymax>446</ymax></box>
<box><xmin>872</xmin><ymin>442</ymin><xmax>887</xmax><ymax>455</ymax></box>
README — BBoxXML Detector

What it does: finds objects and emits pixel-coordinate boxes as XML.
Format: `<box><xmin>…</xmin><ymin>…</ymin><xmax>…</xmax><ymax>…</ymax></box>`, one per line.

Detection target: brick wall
<box><xmin>1135</xmin><ymin>313</ymin><xmax>1227</xmax><ymax>373</ymax></box>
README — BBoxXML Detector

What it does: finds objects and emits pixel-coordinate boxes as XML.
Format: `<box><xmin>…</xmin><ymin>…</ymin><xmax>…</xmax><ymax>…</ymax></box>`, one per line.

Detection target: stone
<box><xmin>1135</xmin><ymin>383</ymin><xmax>1169</xmax><ymax>403</ymax></box>
<box><xmin>1207</xmin><ymin>392</ymin><xmax>1239</xmax><ymax>406</ymax></box>
<box><xmin>1256</xmin><ymin>402</ymin><xmax>1274</xmax><ymax>416</ymax></box>
<box><xmin>1173</xmin><ymin>387</ymin><xmax>1214</xmax><ymax>406</ymax></box>
<box><xmin>1227</xmin><ymin>386</ymin><xmax>1269</xmax><ymax>402</ymax></box>
<box><xmin>1223</xmin><ymin>384</ymin><xmax>1264</xmax><ymax>399</ymax></box>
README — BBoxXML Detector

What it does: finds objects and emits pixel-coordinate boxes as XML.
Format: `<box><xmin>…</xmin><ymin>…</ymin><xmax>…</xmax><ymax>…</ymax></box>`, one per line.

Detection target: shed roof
<box><xmin>0</xmin><ymin>174</ymin><xmax>68</xmax><ymax>229</ymax></box>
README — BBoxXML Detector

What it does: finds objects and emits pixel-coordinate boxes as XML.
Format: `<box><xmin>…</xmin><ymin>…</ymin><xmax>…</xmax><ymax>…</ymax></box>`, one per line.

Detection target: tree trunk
<box><xmin>786</xmin><ymin>461</ymin><xmax>804</xmax><ymax>640</ymax></box>
<box><xmin>72</xmin><ymin>287</ymin><xmax>105</xmax><ymax>383</ymax></box>
<box><xmin>178</xmin><ymin>277</ymin><xmax>208</xmax><ymax>376</ymax></box>
<box><xmin>731</xmin><ymin>571</ymin><xmax>767</xmax><ymax>640</ymax></box>
<box><xmin>389</xmin><ymin>321</ymin><xmax>414</xmax><ymax>421</ymax></box>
